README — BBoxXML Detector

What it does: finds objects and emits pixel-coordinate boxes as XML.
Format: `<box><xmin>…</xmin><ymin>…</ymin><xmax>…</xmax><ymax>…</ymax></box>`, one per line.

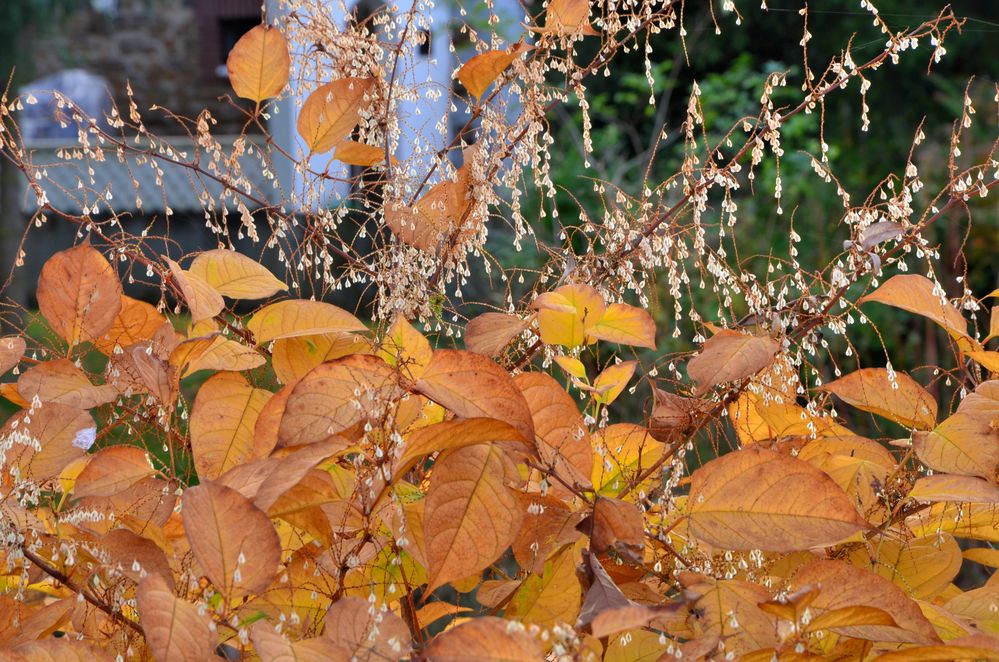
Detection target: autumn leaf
<box><xmin>169</xmin><ymin>333</ymin><xmax>266</xmax><ymax>377</ymax></box>
<box><xmin>587</xmin><ymin>303</ymin><xmax>656</xmax><ymax>349</ymax></box>
<box><xmin>333</xmin><ymin>140</ymin><xmax>394</xmax><ymax>166</ymax></box>
<box><xmin>416</xmin><ymin>349</ymin><xmax>535</xmax><ymax>441</ymax></box>
<box><xmin>423</xmin><ymin>444</ymin><xmax>523</xmax><ymax>592</ymax></box>
<box><xmin>423</xmin><ymin>617</ymin><xmax>541</xmax><ymax>661</ymax></box>
<box><xmin>394</xmin><ymin>417</ymin><xmax>531</xmax><ymax>479</ymax></box>
<box><xmin>227</xmin><ymin>24</ymin><xmax>291</xmax><ymax>103</ymax></box>
<box><xmin>457</xmin><ymin>44</ymin><xmax>531</xmax><ymax>98</ymax></box>
<box><xmin>271</xmin><ymin>333</ymin><xmax>369</xmax><ymax>384</ymax></box>
<box><xmin>860</xmin><ymin>274</ymin><xmax>972</xmax><ymax>344</ymax></box>
<box><xmin>190</xmin><ymin>371</ymin><xmax>273</xmax><ymax>480</ymax></box>
<box><xmin>91</xmin><ymin>296</ymin><xmax>166</xmax><ymax>355</ymax></box>
<box><xmin>540</xmin><ymin>0</ymin><xmax>601</xmax><ymax>35</ymax></box>
<box><xmin>252</xmin><ymin>623</ymin><xmax>350</xmax><ymax>662</ymax></box>
<box><xmin>297</xmin><ymin>78</ymin><xmax>375</xmax><ymax>154</ymax></box>
<box><xmin>534</xmin><ymin>284</ymin><xmax>606</xmax><ymax>347</ymax></box>
<box><xmin>506</xmin><ymin>545</ymin><xmax>582</xmax><ymax>627</ymax></box>
<box><xmin>165</xmin><ymin>257</ymin><xmax>224</xmax><ymax>323</ymax></box>
<box><xmin>247</xmin><ymin>300</ymin><xmax>367</xmax><ymax>343</ymax></box>
<box><xmin>908</xmin><ymin>474</ymin><xmax>999</xmax><ymax>503</ymax></box>
<box><xmin>820</xmin><ymin>367</ymin><xmax>937</xmax><ymax>430</ymax></box>
<box><xmin>592</xmin><ymin>360</ymin><xmax>637</xmax><ymax>405</ymax></box>
<box><xmin>464</xmin><ymin>312</ymin><xmax>529</xmax><ymax>357</ymax></box>
<box><xmin>687</xmin><ymin>447</ymin><xmax>868</xmax><ymax>551</ymax></box>
<box><xmin>383</xmin><ymin>173</ymin><xmax>472</xmax><ymax>253</ymax></box>
<box><xmin>584</xmin><ymin>496</ymin><xmax>645</xmax><ymax>563</ymax></box>
<box><xmin>912</xmin><ymin>411</ymin><xmax>999</xmax><ymax>479</ymax></box>
<box><xmin>37</xmin><ymin>243</ymin><xmax>123</xmax><ymax>348</ymax></box>
<box><xmin>323</xmin><ymin>596</ymin><xmax>412</xmax><ymax>660</ymax></box>
<box><xmin>18</xmin><ymin>358</ymin><xmax>117</xmax><ymax>409</ymax></box>
<box><xmin>188</xmin><ymin>249</ymin><xmax>287</xmax><ymax>299</ymax></box>
<box><xmin>686</xmin><ymin>329</ymin><xmax>780</xmax><ymax>394</ymax></box>
<box><xmin>74</xmin><ymin>446</ymin><xmax>156</xmax><ymax>498</ymax></box>
<box><xmin>0</xmin><ymin>336</ymin><xmax>25</xmax><ymax>375</ymax></box>
<box><xmin>3</xmin><ymin>402</ymin><xmax>94</xmax><ymax>481</ymax></box>
<box><xmin>182</xmin><ymin>481</ymin><xmax>282</xmax><ymax>598</ymax></box>
<box><xmin>377</xmin><ymin>314</ymin><xmax>433</xmax><ymax>379</ymax></box>
<box><xmin>136</xmin><ymin>573</ymin><xmax>216</xmax><ymax>662</ymax></box>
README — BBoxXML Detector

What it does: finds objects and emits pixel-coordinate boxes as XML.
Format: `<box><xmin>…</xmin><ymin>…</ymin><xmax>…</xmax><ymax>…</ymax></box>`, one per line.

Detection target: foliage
<box><xmin>0</xmin><ymin>0</ymin><xmax>997</xmax><ymax>661</ymax></box>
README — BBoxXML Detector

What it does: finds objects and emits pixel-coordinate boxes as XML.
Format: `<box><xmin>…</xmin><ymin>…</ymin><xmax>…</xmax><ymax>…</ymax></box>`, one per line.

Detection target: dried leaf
<box><xmin>858</xmin><ymin>221</ymin><xmax>905</xmax><ymax>250</ymax></box>
<box><xmin>271</xmin><ymin>333</ymin><xmax>369</xmax><ymax>384</ymax></box>
<box><xmin>191</xmin><ymin>372</ymin><xmax>273</xmax><ymax>480</ymax></box>
<box><xmin>189</xmin><ymin>249</ymin><xmax>287</xmax><ymax>299</ymax></box>
<box><xmin>687</xmin><ymin>329</ymin><xmax>780</xmax><ymax>394</ymax></box>
<box><xmin>91</xmin><ymin>296</ymin><xmax>166</xmax><ymax>355</ymax></box>
<box><xmin>540</xmin><ymin>0</ymin><xmax>601</xmax><ymax>35</ymax></box>
<box><xmin>18</xmin><ymin>358</ymin><xmax>117</xmax><ymax>409</ymax></box>
<box><xmin>0</xmin><ymin>336</ymin><xmax>25</xmax><ymax>374</ymax></box>
<box><xmin>170</xmin><ymin>334</ymin><xmax>266</xmax><ymax>377</ymax></box>
<box><xmin>423</xmin><ymin>617</ymin><xmax>541</xmax><ymax>661</ymax></box>
<box><xmin>909</xmin><ymin>474</ymin><xmax>999</xmax><ymax>503</ymax></box>
<box><xmin>423</xmin><ymin>444</ymin><xmax>523</xmax><ymax>592</ymax></box>
<box><xmin>687</xmin><ymin>447</ymin><xmax>868</xmax><ymax>551</ymax></box>
<box><xmin>377</xmin><ymin>315</ymin><xmax>433</xmax><ymax>379</ymax></box>
<box><xmin>227</xmin><ymin>24</ymin><xmax>291</xmax><ymax>102</ymax></box>
<box><xmin>297</xmin><ymin>78</ymin><xmax>374</xmax><ymax>154</ymax></box>
<box><xmin>912</xmin><ymin>411</ymin><xmax>999</xmax><ymax>478</ymax></box>
<box><xmin>165</xmin><ymin>258</ymin><xmax>224</xmax><ymax>324</ymax></box>
<box><xmin>37</xmin><ymin>243</ymin><xmax>122</xmax><ymax>347</ymax></box>
<box><xmin>820</xmin><ymin>368</ymin><xmax>937</xmax><ymax>431</ymax></box>
<box><xmin>74</xmin><ymin>446</ymin><xmax>155</xmax><ymax>498</ymax></box>
<box><xmin>333</xmin><ymin>140</ymin><xmax>393</xmax><ymax>166</ymax></box>
<box><xmin>182</xmin><ymin>481</ymin><xmax>282</xmax><ymax>598</ymax></box>
<box><xmin>464</xmin><ymin>312</ymin><xmax>529</xmax><ymax>357</ymax></box>
<box><xmin>322</xmin><ymin>596</ymin><xmax>411</xmax><ymax>660</ymax></box>
<box><xmin>416</xmin><ymin>349</ymin><xmax>535</xmax><ymax>441</ymax></box>
<box><xmin>136</xmin><ymin>573</ymin><xmax>216</xmax><ymax>662</ymax></box>
<box><xmin>3</xmin><ymin>402</ymin><xmax>94</xmax><ymax>481</ymax></box>
<box><xmin>584</xmin><ymin>496</ymin><xmax>645</xmax><ymax>563</ymax></box>
<box><xmin>252</xmin><ymin>623</ymin><xmax>350</xmax><ymax>662</ymax></box>
<box><xmin>860</xmin><ymin>274</ymin><xmax>971</xmax><ymax>343</ymax></box>
<box><xmin>247</xmin><ymin>300</ymin><xmax>366</xmax><ymax>343</ymax></box>
<box><xmin>394</xmin><ymin>417</ymin><xmax>531</xmax><ymax>479</ymax></box>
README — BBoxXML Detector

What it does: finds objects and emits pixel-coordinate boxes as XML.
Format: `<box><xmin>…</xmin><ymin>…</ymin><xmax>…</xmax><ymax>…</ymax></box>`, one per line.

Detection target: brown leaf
<box><xmin>687</xmin><ymin>447</ymin><xmax>868</xmax><ymax>552</ymax></box>
<box><xmin>2</xmin><ymin>402</ymin><xmax>94</xmax><ymax>481</ymax></box>
<box><xmin>37</xmin><ymin>243</ymin><xmax>122</xmax><ymax>348</ymax></box>
<box><xmin>3</xmin><ymin>639</ymin><xmax>115</xmax><ymax>662</ymax></box>
<box><xmin>100</xmin><ymin>527</ymin><xmax>174</xmax><ymax>586</ymax></box>
<box><xmin>464</xmin><ymin>312</ymin><xmax>529</xmax><ymax>357</ymax></box>
<box><xmin>820</xmin><ymin>368</ymin><xmax>937</xmax><ymax>430</ymax></box>
<box><xmin>252</xmin><ymin>622</ymin><xmax>350</xmax><ymax>662</ymax></box>
<box><xmin>191</xmin><ymin>372</ymin><xmax>273</xmax><ymax>480</ymax></box>
<box><xmin>791</xmin><ymin>559</ymin><xmax>940</xmax><ymax>644</ymax></box>
<box><xmin>687</xmin><ymin>329</ymin><xmax>780</xmax><ymax>394</ymax></box>
<box><xmin>74</xmin><ymin>446</ymin><xmax>156</xmax><ymax>498</ymax></box>
<box><xmin>583</xmin><ymin>496</ymin><xmax>645</xmax><ymax>563</ymax></box>
<box><xmin>227</xmin><ymin>24</ymin><xmax>291</xmax><ymax>103</ymax></box>
<box><xmin>182</xmin><ymin>481</ymin><xmax>281</xmax><ymax>598</ymax></box>
<box><xmin>297</xmin><ymin>78</ymin><xmax>375</xmax><ymax>154</ymax></box>
<box><xmin>423</xmin><ymin>444</ymin><xmax>523</xmax><ymax>592</ymax></box>
<box><xmin>540</xmin><ymin>0</ymin><xmax>601</xmax><ymax>35</ymax></box>
<box><xmin>91</xmin><ymin>296</ymin><xmax>166</xmax><ymax>356</ymax></box>
<box><xmin>577</xmin><ymin>552</ymin><xmax>632</xmax><ymax>629</ymax></box>
<box><xmin>0</xmin><ymin>336</ymin><xmax>26</xmax><ymax>374</ymax></box>
<box><xmin>423</xmin><ymin>617</ymin><xmax>541</xmax><ymax>661</ymax></box>
<box><xmin>417</xmin><ymin>349</ymin><xmax>535</xmax><ymax>441</ymax></box>
<box><xmin>169</xmin><ymin>334</ymin><xmax>266</xmax><ymax>378</ymax></box>
<box><xmin>189</xmin><ymin>249</ymin><xmax>287</xmax><ymax>300</ymax></box>
<box><xmin>247</xmin><ymin>300</ymin><xmax>367</xmax><ymax>343</ymax></box>
<box><xmin>136</xmin><ymin>573</ymin><xmax>216</xmax><ymax>662</ymax></box>
<box><xmin>322</xmin><ymin>596</ymin><xmax>412</xmax><ymax>660</ymax></box>
<box><xmin>333</xmin><ymin>140</ymin><xmax>393</xmax><ymax>166</ymax></box>
<box><xmin>457</xmin><ymin>44</ymin><xmax>530</xmax><ymax>98</ymax></box>
<box><xmin>513</xmin><ymin>493</ymin><xmax>583</xmax><ymax>575</ymax></box>
<box><xmin>912</xmin><ymin>412</ymin><xmax>999</xmax><ymax>479</ymax></box>
<box><xmin>17</xmin><ymin>358</ymin><xmax>117</xmax><ymax>409</ymax></box>
<box><xmin>279</xmin><ymin>355</ymin><xmax>401</xmax><ymax>447</ymax></box>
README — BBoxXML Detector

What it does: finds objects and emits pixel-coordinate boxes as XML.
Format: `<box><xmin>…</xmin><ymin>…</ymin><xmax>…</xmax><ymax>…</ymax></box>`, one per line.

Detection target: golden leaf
<box><xmin>188</xmin><ymin>249</ymin><xmax>287</xmax><ymax>300</ymax></box>
<box><xmin>820</xmin><ymin>368</ymin><xmax>938</xmax><ymax>431</ymax></box>
<box><xmin>91</xmin><ymin>296</ymin><xmax>166</xmax><ymax>355</ymax></box>
<box><xmin>247</xmin><ymin>300</ymin><xmax>367</xmax><ymax>343</ymax></box>
<box><xmin>136</xmin><ymin>573</ymin><xmax>216</xmax><ymax>662</ymax></box>
<box><xmin>37</xmin><ymin>243</ymin><xmax>122</xmax><ymax>348</ymax></box>
<box><xmin>457</xmin><ymin>44</ymin><xmax>530</xmax><ymax>98</ymax></box>
<box><xmin>190</xmin><ymin>372</ymin><xmax>273</xmax><ymax>480</ymax></box>
<box><xmin>165</xmin><ymin>258</ymin><xmax>224</xmax><ymax>323</ymax></box>
<box><xmin>423</xmin><ymin>617</ymin><xmax>541</xmax><ymax>661</ymax></box>
<box><xmin>227</xmin><ymin>24</ymin><xmax>291</xmax><ymax>103</ymax></box>
<box><xmin>297</xmin><ymin>78</ymin><xmax>375</xmax><ymax>154</ymax></box>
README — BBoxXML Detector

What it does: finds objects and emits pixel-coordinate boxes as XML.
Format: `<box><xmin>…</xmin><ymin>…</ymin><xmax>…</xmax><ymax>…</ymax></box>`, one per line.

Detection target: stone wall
<box><xmin>29</xmin><ymin>0</ymin><xmax>254</xmax><ymax>135</ymax></box>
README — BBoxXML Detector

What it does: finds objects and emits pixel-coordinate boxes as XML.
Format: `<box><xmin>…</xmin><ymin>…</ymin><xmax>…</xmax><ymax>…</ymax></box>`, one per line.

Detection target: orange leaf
<box><xmin>377</xmin><ymin>314</ymin><xmax>433</xmax><ymax>379</ymax></box>
<box><xmin>592</xmin><ymin>360</ymin><xmax>637</xmax><ymax>405</ymax></box>
<box><xmin>540</xmin><ymin>0</ymin><xmax>601</xmax><ymax>35</ymax></box>
<box><xmin>37</xmin><ymin>243</ymin><xmax>122</xmax><ymax>348</ymax></box>
<box><xmin>333</xmin><ymin>140</ymin><xmax>394</xmax><ymax>166</ymax></box>
<box><xmin>423</xmin><ymin>444</ymin><xmax>523</xmax><ymax>592</ymax></box>
<box><xmin>2</xmin><ymin>403</ymin><xmax>94</xmax><ymax>481</ymax></box>
<box><xmin>91</xmin><ymin>296</ymin><xmax>166</xmax><ymax>355</ymax></box>
<box><xmin>0</xmin><ymin>336</ymin><xmax>25</xmax><ymax>374</ymax></box>
<box><xmin>181</xmin><ymin>481</ymin><xmax>282</xmax><ymax>598</ymax></box>
<box><xmin>423</xmin><ymin>617</ymin><xmax>541</xmax><ymax>661</ymax></box>
<box><xmin>165</xmin><ymin>258</ymin><xmax>224</xmax><ymax>323</ymax></box>
<box><xmin>394</xmin><ymin>417</ymin><xmax>531</xmax><ymax>479</ymax></box>
<box><xmin>252</xmin><ymin>623</ymin><xmax>350</xmax><ymax>662</ymax></box>
<box><xmin>820</xmin><ymin>368</ymin><xmax>937</xmax><ymax>430</ymax></box>
<box><xmin>297</xmin><ymin>78</ymin><xmax>375</xmax><ymax>154</ymax></box>
<box><xmin>464</xmin><ymin>312</ymin><xmax>529</xmax><ymax>357</ymax></box>
<box><xmin>860</xmin><ymin>274</ymin><xmax>972</xmax><ymax>345</ymax></box>
<box><xmin>227</xmin><ymin>24</ymin><xmax>291</xmax><ymax>103</ymax></box>
<box><xmin>169</xmin><ymin>333</ymin><xmax>266</xmax><ymax>377</ymax></box>
<box><xmin>17</xmin><ymin>358</ymin><xmax>117</xmax><ymax>409</ymax></box>
<box><xmin>190</xmin><ymin>372</ymin><xmax>273</xmax><ymax>480</ymax></box>
<box><xmin>586</xmin><ymin>496</ymin><xmax>645</xmax><ymax>563</ymax></box>
<box><xmin>457</xmin><ymin>44</ymin><xmax>530</xmax><ymax>98</ymax></box>
<box><xmin>687</xmin><ymin>447</ymin><xmax>868</xmax><ymax>552</ymax></box>
<box><xmin>136</xmin><ymin>573</ymin><xmax>216</xmax><ymax>662</ymax></box>
<box><xmin>416</xmin><ymin>349</ymin><xmax>535</xmax><ymax>441</ymax></box>
<box><xmin>271</xmin><ymin>333</ymin><xmax>370</xmax><ymax>384</ymax></box>
<box><xmin>323</xmin><ymin>596</ymin><xmax>412</xmax><ymax>659</ymax></box>
<box><xmin>74</xmin><ymin>446</ymin><xmax>156</xmax><ymax>498</ymax></box>
<box><xmin>687</xmin><ymin>329</ymin><xmax>780</xmax><ymax>394</ymax></box>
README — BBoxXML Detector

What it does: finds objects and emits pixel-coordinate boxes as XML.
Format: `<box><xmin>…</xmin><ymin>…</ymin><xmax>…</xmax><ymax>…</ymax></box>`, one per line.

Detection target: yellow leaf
<box><xmin>165</xmin><ymin>257</ymin><xmax>224</xmax><ymax>323</ymax></box>
<box><xmin>377</xmin><ymin>314</ymin><xmax>433</xmax><ymax>379</ymax></box>
<box><xmin>457</xmin><ymin>44</ymin><xmax>530</xmax><ymax>98</ymax></box>
<box><xmin>169</xmin><ymin>333</ymin><xmax>266</xmax><ymax>377</ymax></box>
<box><xmin>592</xmin><ymin>360</ymin><xmax>637</xmax><ymax>405</ymax></box>
<box><xmin>506</xmin><ymin>545</ymin><xmax>581</xmax><ymax>627</ymax></box>
<box><xmin>182</xmin><ymin>481</ymin><xmax>282</xmax><ymax>598</ymax></box>
<box><xmin>534</xmin><ymin>284</ymin><xmax>605</xmax><ymax>347</ymax></box>
<box><xmin>540</xmin><ymin>0</ymin><xmax>601</xmax><ymax>35</ymax></box>
<box><xmin>909</xmin><ymin>474</ymin><xmax>999</xmax><ymax>503</ymax></box>
<box><xmin>592</xmin><ymin>423</ymin><xmax>663</xmax><ymax>495</ymax></box>
<box><xmin>588</xmin><ymin>303</ymin><xmax>656</xmax><ymax>349</ymax></box>
<box><xmin>247</xmin><ymin>300</ymin><xmax>367</xmax><ymax>343</ymax></box>
<box><xmin>188</xmin><ymin>249</ymin><xmax>287</xmax><ymax>299</ymax></box>
<box><xmin>297</xmin><ymin>78</ymin><xmax>375</xmax><ymax>154</ymax></box>
<box><xmin>333</xmin><ymin>139</ymin><xmax>394</xmax><ymax>166</ymax></box>
<box><xmin>423</xmin><ymin>444</ymin><xmax>523</xmax><ymax>592</ymax></box>
<box><xmin>394</xmin><ymin>417</ymin><xmax>531</xmax><ymax>479</ymax></box>
<box><xmin>687</xmin><ymin>447</ymin><xmax>868</xmax><ymax>552</ymax></box>
<box><xmin>38</xmin><ymin>243</ymin><xmax>122</xmax><ymax>348</ymax></box>
<box><xmin>227</xmin><ymin>24</ymin><xmax>291</xmax><ymax>103</ymax></box>
<box><xmin>554</xmin><ymin>355</ymin><xmax>587</xmax><ymax>379</ymax></box>
<box><xmin>847</xmin><ymin>534</ymin><xmax>962</xmax><ymax>601</ymax></box>
<box><xmin>191</xmin><ymin>372</ymin><xmax>273</xmax><ymax>480</ymax></box>
<box><xmin>271</xmin><ymin>333</ymin><xmax>370</xmax><ymax>384</ymax></box>
<box><xmin>820</xmin><ymin>368</ymin><xmax>937</xmax><ymax>430</ymax></box>
<box><xmin>136</xmin><ymin>573</ymin><xmax>216</xmax><ymax>662</ymax></box>
<box><xmin>968</xmin><ymin>350</ymin><xmax>999</xmax><ymax>374</ymax></box>
<box><xmin>687</xmin><ymin>329</ymin><xmax>780</xmax><ymax>394</ymax></box>
<box><xmin>912</xmin><ymin>412</ymin><xmax>999</xmax><ymax>478</ymax></box>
